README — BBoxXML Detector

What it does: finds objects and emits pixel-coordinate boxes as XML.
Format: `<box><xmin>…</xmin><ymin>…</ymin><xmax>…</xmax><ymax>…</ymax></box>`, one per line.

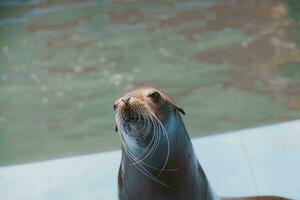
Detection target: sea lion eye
<box><xmin>148</xmin><ymin>91</ymin><xmax>161</xmax><ymax>102</ymax></box>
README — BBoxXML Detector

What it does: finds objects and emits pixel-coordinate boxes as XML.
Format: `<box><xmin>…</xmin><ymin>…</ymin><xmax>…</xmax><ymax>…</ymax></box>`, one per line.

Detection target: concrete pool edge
<box><xmin>0</xmin><ymin>119</ymin><xmax>300</xmax><ymax>199</ymax></box>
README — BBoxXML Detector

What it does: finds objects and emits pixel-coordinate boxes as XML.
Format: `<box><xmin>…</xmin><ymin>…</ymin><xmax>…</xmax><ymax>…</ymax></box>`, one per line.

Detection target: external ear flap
<box><xmin>163</xmin><ymin>94</ymin><xmax>186</xmax><ymax>115</ymax></box>
<box><xmin>175</xmin><ymin>104</ymin><xmax>185</xmax><ymax>115</ymax></box>
<box><xmin>115</xmin><ymin>125</ymin><xmax>118</xmax><ymax>132</ymax></box>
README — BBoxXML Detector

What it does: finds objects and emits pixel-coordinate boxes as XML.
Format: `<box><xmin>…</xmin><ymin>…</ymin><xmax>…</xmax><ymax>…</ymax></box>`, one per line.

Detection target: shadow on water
<box><xmin>0</xmin><ymin>0</ymin><xmax>300</xmax><ymax>166</ymax></box>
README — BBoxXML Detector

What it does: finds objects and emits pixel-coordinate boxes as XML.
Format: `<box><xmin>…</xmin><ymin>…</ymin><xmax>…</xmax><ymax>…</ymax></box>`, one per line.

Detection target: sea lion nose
<box><xmin>122</xmin><ymin>97</ymin><xmax>131</xmax><ymax>104</ymax></box>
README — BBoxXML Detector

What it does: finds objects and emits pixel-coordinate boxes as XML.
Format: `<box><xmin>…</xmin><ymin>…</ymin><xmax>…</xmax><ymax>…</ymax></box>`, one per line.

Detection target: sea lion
<box><xmin>113</xmin><ymin>87</ymin><xmax>288</xmax><ymax>200</ymax></box>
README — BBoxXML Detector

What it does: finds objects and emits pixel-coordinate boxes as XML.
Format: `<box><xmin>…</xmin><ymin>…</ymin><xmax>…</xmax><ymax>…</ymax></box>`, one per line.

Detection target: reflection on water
<box><xmin>0</xmin><ymin>0</ymin><xmax>300</xmax><ymax>166</ymax></box>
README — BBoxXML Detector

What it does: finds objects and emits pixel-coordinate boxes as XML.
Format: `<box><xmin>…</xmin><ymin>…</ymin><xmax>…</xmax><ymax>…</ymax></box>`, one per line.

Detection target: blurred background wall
<box><xmin>0</xmin><ymin>0</ymin><xmax>299</xmax><ymax>166</ymax></box>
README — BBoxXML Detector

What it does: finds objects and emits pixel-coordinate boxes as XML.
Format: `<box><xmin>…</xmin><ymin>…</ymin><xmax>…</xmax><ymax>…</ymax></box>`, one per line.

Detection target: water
<box><xmin>0</xmin><ymin>0</ymin><xmax>300</xmax><ymax>166</ymax></box>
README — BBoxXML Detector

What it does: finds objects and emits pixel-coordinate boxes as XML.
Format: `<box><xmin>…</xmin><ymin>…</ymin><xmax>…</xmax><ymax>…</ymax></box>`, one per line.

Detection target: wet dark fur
<box><xmin>116</xmin><ymin>88</ymin><xmax>289</xmax><ymax>200</ymax></box>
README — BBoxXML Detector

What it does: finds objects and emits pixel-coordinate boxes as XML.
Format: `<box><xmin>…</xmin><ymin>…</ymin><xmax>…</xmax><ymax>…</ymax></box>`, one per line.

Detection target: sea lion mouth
<box><xmin>121</xmin><ymin>107</ymin><xmax>139</xmax><ymax>123</ymax></box>
<box><xmin>116</xmin><ymin>103</ymin><xmax>153</xmax><ymax>135</ymax></box>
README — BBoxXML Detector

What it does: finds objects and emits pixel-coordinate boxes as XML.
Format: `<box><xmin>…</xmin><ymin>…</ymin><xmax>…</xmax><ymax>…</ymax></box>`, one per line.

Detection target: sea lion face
<box><xmin>114</xmin><ymin>88</ymin><xmax>167</xmax><ymax>122</ymax></box>
<box><xmin>113</xmin><ymin>87</ymin><xmax>185</xmax><ymax>139</ymax></box>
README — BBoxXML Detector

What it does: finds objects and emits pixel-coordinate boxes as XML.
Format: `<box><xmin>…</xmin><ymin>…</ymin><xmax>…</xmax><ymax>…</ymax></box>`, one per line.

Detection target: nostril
<box><xmin>113</xmin><ymin>104</ymin><xmax>117</xmax><ymax>111</ymax></box>
<box><xmin>122</xmin><ymin>97</ymin><xmax>131</xmax><ymax>104</ymax></box>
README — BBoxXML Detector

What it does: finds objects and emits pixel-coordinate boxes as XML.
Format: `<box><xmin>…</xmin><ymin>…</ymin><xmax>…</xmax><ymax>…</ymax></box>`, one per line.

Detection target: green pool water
<box><xmin>0</xmin><ymin>0</ymin><xmax>300</xmax><ymax>166</ymax></box>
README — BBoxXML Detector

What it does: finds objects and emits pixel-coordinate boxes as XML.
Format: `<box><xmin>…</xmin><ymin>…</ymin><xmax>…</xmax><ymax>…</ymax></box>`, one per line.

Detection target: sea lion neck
<box><xmin>119</xmin><ymin>116</ymin><xmax>219</xmax><ymax>200</ymax></box>
<box><xmin>122</xmin><ymin>108</ymin><xmax>187</xmax><ymax>161</ymax></box>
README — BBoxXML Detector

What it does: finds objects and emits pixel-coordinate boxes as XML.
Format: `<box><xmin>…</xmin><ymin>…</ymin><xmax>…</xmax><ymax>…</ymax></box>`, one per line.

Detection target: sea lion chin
<box><xmin>114</xmin><ymin>87</ymin><xmax>288</xmax><ymax>200</ymax></box>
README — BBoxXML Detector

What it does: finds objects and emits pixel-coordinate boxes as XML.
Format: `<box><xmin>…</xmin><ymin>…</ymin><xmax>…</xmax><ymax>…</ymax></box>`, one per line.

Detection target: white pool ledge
<box><xmin>1</xmin><ymin>120</ymin><xmax>300</xmax><ymax>200</ymax></box>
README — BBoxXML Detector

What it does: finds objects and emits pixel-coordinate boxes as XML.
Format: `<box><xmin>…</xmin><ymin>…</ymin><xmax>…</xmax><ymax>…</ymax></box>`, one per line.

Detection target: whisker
<box><xmin>115</xmin><ymin>102</ymin><xmax>172</xmax><ymax>187</ymax></box>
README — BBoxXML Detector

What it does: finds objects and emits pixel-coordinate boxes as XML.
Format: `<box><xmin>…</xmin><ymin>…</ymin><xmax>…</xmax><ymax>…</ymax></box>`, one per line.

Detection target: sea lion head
<box><xmin>113</xmin><ymin>87</ymin><xmax>185</xmax><ymax>144</ymax></box>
